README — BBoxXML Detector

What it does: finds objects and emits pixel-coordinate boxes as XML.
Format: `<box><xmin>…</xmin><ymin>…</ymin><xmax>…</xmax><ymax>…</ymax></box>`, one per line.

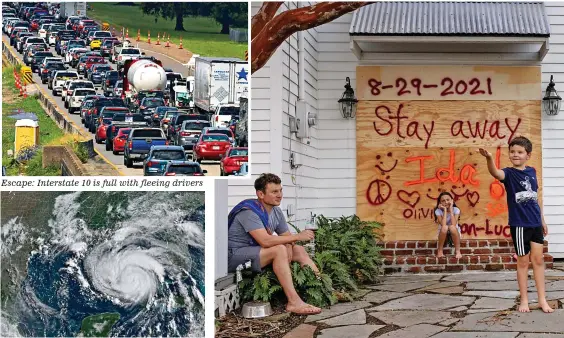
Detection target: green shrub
<box><xmin>239</xmin><ymin>262</ymin><xmax>337</xmax><ymax>308</ymax></box>
<box><xmin>238</xmin><ymin>214</ymin><xmax>383</xmax><ymax>308</ymax></box>
<box><xmin>315</xmin><ymin>215</ymin><xmax>383</xmax><ymax>284</ymax></box>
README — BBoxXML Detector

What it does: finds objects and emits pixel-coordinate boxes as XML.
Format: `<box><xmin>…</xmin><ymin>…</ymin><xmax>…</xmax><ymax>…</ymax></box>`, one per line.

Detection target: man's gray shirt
<box><xmin>228</xmin><ymin>206</ymin><xmax>289</xmax><ymax>253</ymax></box>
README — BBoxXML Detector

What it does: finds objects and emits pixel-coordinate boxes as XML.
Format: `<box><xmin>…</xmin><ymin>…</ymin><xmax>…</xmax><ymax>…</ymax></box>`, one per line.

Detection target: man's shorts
<box><xmin>510</xmin><ymin>226</ymin><xmax>544</xmax><ymax>256</ymax></box>
<box><xmin>228</xmin><ymin>246</ymin><xmax>262</xmax><ymax>273</ymax></box>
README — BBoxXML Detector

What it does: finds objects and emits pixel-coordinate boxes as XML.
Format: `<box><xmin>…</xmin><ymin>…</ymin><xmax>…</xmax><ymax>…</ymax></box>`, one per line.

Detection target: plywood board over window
<box><xmin>356</xmin><ymin>65</ymin><xmax>542</xmax><ymax>241</ymax></box>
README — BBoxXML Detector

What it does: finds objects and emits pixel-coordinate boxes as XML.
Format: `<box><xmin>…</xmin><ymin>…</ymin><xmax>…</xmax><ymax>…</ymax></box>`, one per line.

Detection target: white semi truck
<box><xmin>59</xmin><ymin>2</ymin><xmax>87</xmax><ymax>19</ymax></box>
<box><xmin>193</xmin><ymin>57</ymin><xmax>248</xmax><ymax>115</ymax></box>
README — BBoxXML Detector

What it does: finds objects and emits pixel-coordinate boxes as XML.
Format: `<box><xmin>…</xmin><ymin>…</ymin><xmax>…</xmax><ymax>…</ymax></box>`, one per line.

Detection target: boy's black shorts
<box><xmin>510</xmin><ymin>226</ymin><xmax>544</xmax><ymax>256</ymax></box>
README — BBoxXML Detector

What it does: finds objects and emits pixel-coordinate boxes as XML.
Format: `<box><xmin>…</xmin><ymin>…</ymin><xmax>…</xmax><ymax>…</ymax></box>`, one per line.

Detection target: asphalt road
<box><xmin>3</xmin><ymin>32</ymin><xmax>220</xmax><ymax>176</ymax></box>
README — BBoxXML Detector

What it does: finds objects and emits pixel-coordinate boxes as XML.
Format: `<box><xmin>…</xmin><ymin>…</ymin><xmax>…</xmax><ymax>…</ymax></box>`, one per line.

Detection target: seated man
<box><xmin>228</xmin><ymin>173</ymin><xmax>321</xmax><ymax>315</ymax></box>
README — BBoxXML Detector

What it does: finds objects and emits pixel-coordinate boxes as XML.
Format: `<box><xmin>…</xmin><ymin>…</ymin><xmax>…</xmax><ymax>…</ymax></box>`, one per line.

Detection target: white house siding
<box><xmin>228</xmin><ymin>2</ymin><xmax>321</xmax><ymax>229</ymax></box>
<box><xmin>542</xmin><ymin>3</ymin><xmax>564</xmax><ymax>258</ymax></box>
<box><xmin>227</xmin><ymin>2</ymin><xmax>564</xmax><ymax>259</ymax></box>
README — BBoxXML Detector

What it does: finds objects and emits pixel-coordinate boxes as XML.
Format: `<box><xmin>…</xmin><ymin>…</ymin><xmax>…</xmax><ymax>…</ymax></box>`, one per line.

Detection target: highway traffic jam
<box><xmin>2</xmin><ymin>2</ymin><xmax>249</xmax><ymax>176</ymax></box>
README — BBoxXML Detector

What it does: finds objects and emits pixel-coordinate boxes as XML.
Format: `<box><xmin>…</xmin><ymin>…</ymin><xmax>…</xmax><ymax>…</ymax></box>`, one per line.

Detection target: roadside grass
<box><xmin>2</xmin><ymin>66</ymin><xmax>64</xmax><ymax>175</ymax></box>
<box><xmin>88</xmin><ymin>2</ymin><xmax>247</xmax><ymax>58</ymax></box>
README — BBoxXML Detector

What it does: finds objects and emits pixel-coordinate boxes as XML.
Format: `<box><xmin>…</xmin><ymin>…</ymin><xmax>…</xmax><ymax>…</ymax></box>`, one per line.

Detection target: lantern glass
<box><xmin>338</xmin><ymin>77</ymin><xmax>358</xmax><ymax>119</ymax></box>
<box><xmin>543</xmin><ymin>76</ymin><xmax>562</xmax><ymax>115</ymax></box>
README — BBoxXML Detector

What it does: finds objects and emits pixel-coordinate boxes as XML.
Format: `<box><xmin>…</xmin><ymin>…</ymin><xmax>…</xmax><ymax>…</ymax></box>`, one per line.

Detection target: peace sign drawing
<box><xmin>366</xmin><ymin>179</ymin><xmax>392</xmax><ymax>206</ymax></box>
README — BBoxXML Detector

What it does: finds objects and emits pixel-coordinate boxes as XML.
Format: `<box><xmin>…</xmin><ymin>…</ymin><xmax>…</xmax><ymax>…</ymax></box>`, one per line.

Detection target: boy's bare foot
<box><xmin>518</xmin><ymin>302</ymin><xmax>530</xmax><ymax>313</ymax></box>
<box><xmin>455</xmin><ymin>252</ymin><xmax>462</xmax><ymax>259</ymax></box>
<box><xmin>539</xmin><ymin>300</ymin><xmax>555</xmax><ymax>313</ymax></box>
<box><xmin>437</xmin><ymin>250</ymin><xmax>444</xmax><ymax>258</ymax></box>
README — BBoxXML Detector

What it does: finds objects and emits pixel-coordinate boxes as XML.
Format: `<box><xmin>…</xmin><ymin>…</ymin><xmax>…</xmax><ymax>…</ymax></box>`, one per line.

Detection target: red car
<box><xmin>78</xmin><ymin>56</ymin><xmax>105</xmax><ymax>75</ymax></box>
<box><xmin>192</xmin><ymin>133</ymin><xmax>232</xmax><ymax>163</ymax></box>
<box><xmin>95</xmin><ymin>117</ymin><xmax>113</xmax><ymax>144</ymax></box>
<box><xmin>220</xmin><ymin>147</ymin><xmax>248</xmax><ymax>176</ymax></box>
<box><xmin>112</xmin><ymin>128</ymin><xmax>131</xmax><ymax>154</ymax></box>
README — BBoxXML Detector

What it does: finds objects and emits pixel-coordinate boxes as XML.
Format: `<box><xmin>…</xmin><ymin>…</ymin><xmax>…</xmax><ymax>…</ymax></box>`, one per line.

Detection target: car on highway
<box><xmin>142</xmin><ymin>145</ymin><xmax>188</xmax><ymax>176</ymax></box>
<box><xmin>138</xmin><ymin>97</ymin><xmax>166</xmax><ymax>121</ymax></box>
<box><xmin>23</xmin><ymin>43</ymin><xmax>48</xmax><ymax>65</ymax></box>
<box><xmin>69</xmin><ymin>88</ymin><xmax>96</xmax><ymax>114</ymax></box>
<box><xmin>66</xmin><ymin>47</ymin><xmax>88</xmax><ymax>66</ymax></box>
<box><xmin>94</xmin><ymin>107</ymin><xmax>129</xmax><ymax>133</ymax></box>
<box><xmin>100</xmin><ymin>38</ymin><xmax>120</xmax><ymax>57</ymax></box>
<box><xmin>95</xmin><ymin>115</ymin><xmax>115</xmax><ymax>144</ymax></box>
<box><xmin>15</xmin><ymin>32</ymin><xmax>33</xmax><ymax>51</ymax></box>
<box><xmin>111</xmin><ymin>128</ymin><xmax>131</xmax><ymax>155</ymax></box>
<box><xmin>102</xmin><ymin>70</ymin><xmax>120</xmax><ymax>96</ymax></box>
<box><xmin>85</xmin><ymin>97</ymin><xmax>129</xmax><ymax>132</ymax></box>
<box><xmin>105</xmin><ymin>113</ymin><xmax>147</xmax><ymax>151</ymax></box>
<box><xmin>151</xmin><ymin>106</ymin><xmax>178</xmax><ymax>127</ymax></box>
<box><xmin>192</xmin><ymin>133</ymin><xmax>232</xmax><ymax>163</ymax></box>
<box><xmin>116</xmin><ymin>47</ymin><xmax>142</xmax><ymax>71</ymax></box>
<box><xmin>163</xmin><ymin>162</ymin><xmax>207</xmax><ymax>176</ymax></box>
<box><xmin>167</xmin><ymin>113</ymin><xmax>209</xmax><ymax>141</ymax></box>
<box><xmin>79</xmin><ymin>55</ymin><xmax>105</xmax><ymax>76</ymax></box>
<box><xmin>124</xmin><ymin>128</ymin><xmax>168</xmax><ymax>168</ymax></box>
<box><xmin>202</xmin><ymin>126</ymin><xmax>236</xmax><ymax>146</ymax></box>
<box><xmin>219</xmin><ymin>147</ymin><xmax>248</xmax><ymax>176</ymax></box>
<box><xmin>80</xmin><ymin>96</ymin><xmax>104</xmax><ymax>124</ymax></box>
<box><xmin>88</xmin><ymin>64</ymin><xmax>112</xmax><ymax>86</ymax></box>
<box><xmin>30</xmin><ymin>50</ymin><xmax>53</xmax><ymax>72</ymax></box>
<box><xmin>51</xmin><ymin>70</ymin><xmax>79</xmax><ymax>96</ymax></box>
<box><xmin>38</xmin><ymin>23</ymin><xmax>52</xmax><ymax>38</ymax></box>
<box><xmin>48</xmin><ymin>31</ymin><xmax>57</xmax><ymax>45</ymax></box>
<box><xmin>174</xmin><ymin>120</ymin><xmax>210</xmax><ymax>151</ymax></box>
<box><xmin>87</xmin><ymin>30</ymin><xmax>112</xmax><ymax>45</ymax></box>
<box><xmin>40</xmin><ymin>61</ymin><xmax>66</xmax><ymax>84</ymax></box>
<box><xmin>160</xmin><ymin>110</ymin><xmax>180</xmax><ymax>132</ymax></box>
<box><xmin>9</xmin><ymin>27</ymin><xmax>29</xmax><ymax>46</ymax></box>
<box><xmin>63</xmin><ymin>80</ymin><xmax>95</xmax><ymax>105</ymax></box>
<box><xmin>55</xmin><ymin>30</ymin><xmax>77</xmax><ymax>55</ymax></box>
<box><xmin>113</xmin><ymin>80</ymin><xmax>124</xmax><ymax>98</ymax></box>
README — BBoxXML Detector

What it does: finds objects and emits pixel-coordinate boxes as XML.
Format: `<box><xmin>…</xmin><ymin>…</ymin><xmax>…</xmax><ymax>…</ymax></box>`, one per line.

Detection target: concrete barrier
<box><xmin>43</xmin><ymin>145</ymin><xmax>87</xmax><ymax>176</ymax></box>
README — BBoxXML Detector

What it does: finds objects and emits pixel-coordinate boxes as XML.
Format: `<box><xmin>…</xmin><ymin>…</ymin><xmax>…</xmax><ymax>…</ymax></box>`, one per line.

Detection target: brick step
<box><xmin>378</xmin><ymin>239</ymin><xmax>549</xmax><ymax>250</ymax></box>
<box><xmin>380</xmin><ymin>246</ymin><xmax>549</xmax><ymax>257</ymax></box>
<box><xmin>382</xmin><ymin>253</ymin><xmax>554</xmax><ymax>274</ymax></box>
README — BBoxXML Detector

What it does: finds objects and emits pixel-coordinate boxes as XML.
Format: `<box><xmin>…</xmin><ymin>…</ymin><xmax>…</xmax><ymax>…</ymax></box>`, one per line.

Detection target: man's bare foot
<box><xmin>437</xmin><ymin>250</ymin><xmax>444</xmax><ymax>258</ymax></box>
<box><xmin>518</xmin><ymin>302</ymin><xmax>530</xmax><ymax>312</ymax></box>
<box><xmin>539</xmin><ymin>300</ymin><xmax>555</xmax><ymax>313</ymax></box>
<box><xmin>455</xmin><ymin>252</ymin><xmax>462</xmax><ymax>259</ymax></box>
<box><xmin>286</xmin><ymin>302</ymin><xmax>322</xmax><ymax>315</ymax></box>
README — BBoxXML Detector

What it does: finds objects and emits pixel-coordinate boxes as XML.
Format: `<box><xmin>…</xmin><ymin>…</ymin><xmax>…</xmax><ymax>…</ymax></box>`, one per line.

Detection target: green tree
<box><xmin>140</xmin><ymin>2</ymin><xmax>247</xmax><ymax>34</ymax></box>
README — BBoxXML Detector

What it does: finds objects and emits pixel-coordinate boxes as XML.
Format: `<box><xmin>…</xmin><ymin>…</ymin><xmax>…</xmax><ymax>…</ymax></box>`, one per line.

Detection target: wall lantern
<box><xmin>338</xmin><ymin>77</ymin><xmax>358</xmax><ymax>119</ymax></box>
<box><xmin>543</xmin><ymin>75</ymin><xmax>562</xmax><ymax>116</ymax></box>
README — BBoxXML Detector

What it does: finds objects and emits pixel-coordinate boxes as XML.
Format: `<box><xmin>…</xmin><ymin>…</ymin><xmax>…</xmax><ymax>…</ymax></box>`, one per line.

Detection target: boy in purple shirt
<box><xmin>479</xmin><ymin>136</ymin><xmax>553</xmax><ymax>313</ymax></box>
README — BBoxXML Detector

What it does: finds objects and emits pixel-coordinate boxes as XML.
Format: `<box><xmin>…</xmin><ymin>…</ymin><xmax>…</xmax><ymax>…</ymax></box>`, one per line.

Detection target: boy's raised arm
<box><xmin>478</xmin><ymin>148</ymin><xmax>505</xmax><ymax>181</ymax></box>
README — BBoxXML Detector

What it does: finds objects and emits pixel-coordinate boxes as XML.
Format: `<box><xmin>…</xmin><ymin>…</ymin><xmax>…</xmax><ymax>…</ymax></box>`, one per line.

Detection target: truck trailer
<box><xmin>193</xmin><ymin>57</ymin><xmax>248</xmax><ymax>115</ymax></box>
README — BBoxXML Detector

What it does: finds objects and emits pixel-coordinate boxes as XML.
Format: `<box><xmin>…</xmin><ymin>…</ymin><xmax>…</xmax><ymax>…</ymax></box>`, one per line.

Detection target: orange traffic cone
<box><xmin>22</xmin><ymin>84</ymin><xmax>27</xmax><ymax>98</ymax></box>
<box><xmin>165</xmin><ymin>34</ymin><xmax>170</xmax><ymax>48</ymax></box>
<box><xmin>136</xmin><ymin>29</ymin><xmax>140</xmax><ymax>42</ymax></box>
<box><xmin>126</xmin><ymin>28</ymin><xmax>129</xmax><ymax>39</ymax></box>
<box><xmin>156</xmin><ymin>33</ymin><xmax>160</xmax><ymax>45</ymax></box>
<box><xmin>147</xmin><ymin>30</ymin><xmax>151</xmax><ymax>44</ymax></box>
<box><xmin>179</xmin><ymin>36</ymin><xmax>183</xmax><ymax>49</ymax></box>
<box><xmin>19</xmin><ymin>85</ymin><xmax>24</xmax><ymax>97</ymax></box>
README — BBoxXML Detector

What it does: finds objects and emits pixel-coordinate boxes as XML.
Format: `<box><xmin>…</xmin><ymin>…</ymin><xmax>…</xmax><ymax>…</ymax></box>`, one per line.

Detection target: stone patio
<box><xmin>283</xmin><ymin>262</ymin><xmax>564</xmax><ymax>338</ymax></box>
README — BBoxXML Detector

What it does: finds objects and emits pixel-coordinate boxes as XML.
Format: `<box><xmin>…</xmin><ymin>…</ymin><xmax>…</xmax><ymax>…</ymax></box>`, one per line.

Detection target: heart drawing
<box><xmin>397</xmin><ymin>190</ymin><xmax>421</xmax><ymax>208</ymax></box>
<box><xmin>467</xmin><ymin>191</ymin><xmax>480</xmax><ymax>207</ymax></box>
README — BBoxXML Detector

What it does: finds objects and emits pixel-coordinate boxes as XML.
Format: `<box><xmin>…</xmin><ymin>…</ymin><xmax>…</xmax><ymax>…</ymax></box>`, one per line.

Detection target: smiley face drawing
<box><xmin>375</xmin><ymin>152</ymin><xmax>398</xmax><ymax>173</ymax></box>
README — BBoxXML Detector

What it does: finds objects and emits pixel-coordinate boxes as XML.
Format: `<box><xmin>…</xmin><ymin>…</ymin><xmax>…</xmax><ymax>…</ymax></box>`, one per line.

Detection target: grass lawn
<box><xmin>88</xmin><ymin>3</ymin><xmax>247</xmax><ymax>58</ymax></box>
<box><xmin>2</xmin><ymin>66</ymin><xmax>64</xmax><ymax>175</ymax></box>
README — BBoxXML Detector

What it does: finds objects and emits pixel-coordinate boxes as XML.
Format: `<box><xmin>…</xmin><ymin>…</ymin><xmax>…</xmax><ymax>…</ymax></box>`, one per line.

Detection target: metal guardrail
<box><xmin>229</xmin><ymin>28</ymin><xmax>248</xmax><ymax>43</ymax></box>
<box><xmin>2</xmin><ymin>40</ymin><xmax>95</xmax><ymax>159</ymax></box>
